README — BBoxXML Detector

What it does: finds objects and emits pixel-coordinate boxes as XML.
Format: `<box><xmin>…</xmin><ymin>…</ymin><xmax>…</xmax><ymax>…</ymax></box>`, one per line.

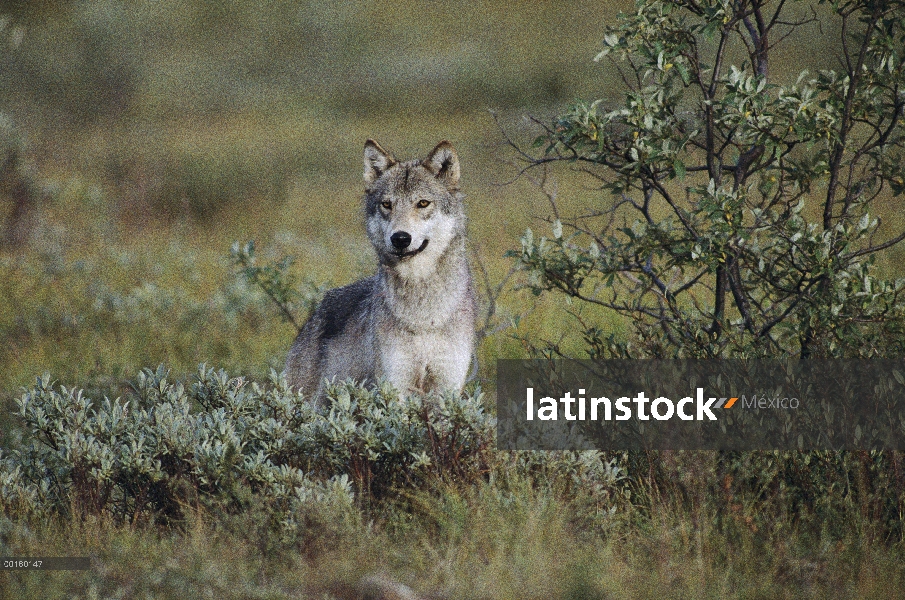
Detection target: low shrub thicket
<box><xmin>0</xmin><ymin>365</ymin><xmax>632</xmax><ymax>556</ymax></box>
<box><xmin>0</xmin><ymin>366</ymin><xmax>495</xmax><ymax>529</ymax></box>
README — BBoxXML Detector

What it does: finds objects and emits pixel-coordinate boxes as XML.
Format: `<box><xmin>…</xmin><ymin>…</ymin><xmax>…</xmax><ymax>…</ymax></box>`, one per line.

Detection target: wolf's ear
<box><xmin>364</xmin><ymin>139</ymin><xmax>397</xmax><ymax>185</ymax></box>
<box><xmin>422</xmin><ymin>140</ymin><xmax>460</xmax><ymax>189</ymax></box>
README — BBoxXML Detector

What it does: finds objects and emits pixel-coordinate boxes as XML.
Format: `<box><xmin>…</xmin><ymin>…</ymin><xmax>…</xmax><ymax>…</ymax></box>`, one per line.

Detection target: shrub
<box><xmin>510</xmin><ymin>0</ymin><xmax>905</xmax><ymax>360</ymax></box>
<box><xmin>0</xmin><ymin>365</ymin><xmax>494</xmax><ymax>532</ymax></box>
<box><xmin>229</xmin><ymin>240</ymin><xmax>325</xmax><ymax>332</ymax></box>
<box><xmin>504</xmin><ymin>0</ymin><xmax>905</xmax><ymax>543</ymax></box>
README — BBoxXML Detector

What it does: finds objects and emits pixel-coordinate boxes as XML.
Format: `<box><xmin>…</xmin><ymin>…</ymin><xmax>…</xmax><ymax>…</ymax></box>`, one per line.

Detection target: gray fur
<box><xmin>285</xmin><ymin>140</ymin><xmax>476</xmax><ymax>402</ymax></box>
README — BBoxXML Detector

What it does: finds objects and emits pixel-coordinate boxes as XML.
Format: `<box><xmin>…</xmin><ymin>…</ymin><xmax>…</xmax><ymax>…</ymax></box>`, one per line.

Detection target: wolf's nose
<box><xmin>390</xmin><ymin>231</ymin><xmax>411</xmax><ymax>250</ymax></box>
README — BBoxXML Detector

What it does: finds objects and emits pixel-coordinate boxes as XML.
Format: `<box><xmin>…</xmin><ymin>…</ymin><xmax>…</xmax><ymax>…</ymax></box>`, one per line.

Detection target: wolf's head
<box><xmin>363</xmin><ymin>140</ymin><xmax>466</xmax><ymax>280</ymax></box>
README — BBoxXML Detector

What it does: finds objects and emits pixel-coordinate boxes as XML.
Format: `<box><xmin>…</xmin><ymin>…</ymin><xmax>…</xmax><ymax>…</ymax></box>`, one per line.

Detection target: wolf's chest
<box><xmin>375</xmin><ymin>323</ymin><xmax>473</xmax><ymax>394</ymax></box>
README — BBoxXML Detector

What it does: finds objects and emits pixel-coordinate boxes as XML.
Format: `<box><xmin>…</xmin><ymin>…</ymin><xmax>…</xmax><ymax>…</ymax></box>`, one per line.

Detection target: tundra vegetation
<box><xmin>2</xmin><ymin>0</ymin><xmax>905</xmax><ymax>598</ymax></box>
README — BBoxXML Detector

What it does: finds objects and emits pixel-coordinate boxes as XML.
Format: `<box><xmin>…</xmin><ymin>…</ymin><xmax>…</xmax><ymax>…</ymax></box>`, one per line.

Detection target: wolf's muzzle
<box><xmin>393</xmin><ymin>239</ymin><xmax>429</xmax><ymax>259</ymax></box>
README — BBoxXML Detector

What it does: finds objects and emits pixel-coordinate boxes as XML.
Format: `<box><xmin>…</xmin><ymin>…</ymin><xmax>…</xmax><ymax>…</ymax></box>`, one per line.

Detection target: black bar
<box><xmin>497</xmin><ymin>359</ymin><xmax>905</xmax><ymax>451</ymax></box>
<box><xmin>1</xmin><ymin>557</ymin><xmax>90</xmax><ymax>570</ymax></box>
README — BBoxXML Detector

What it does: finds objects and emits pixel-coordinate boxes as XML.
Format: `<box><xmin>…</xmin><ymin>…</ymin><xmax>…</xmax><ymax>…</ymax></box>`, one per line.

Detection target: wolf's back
<box><xmin>285</xmin><ymin>275</ymin><xmax>379</xmax><ymax>399</ymax></box>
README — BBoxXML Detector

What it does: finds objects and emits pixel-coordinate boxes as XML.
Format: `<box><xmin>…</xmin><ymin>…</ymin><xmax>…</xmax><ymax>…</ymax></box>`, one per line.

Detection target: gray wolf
<box><xmin>285</xmin><ymin>140</ymin><xmax>476</xmax><ymax>402</ymax></box>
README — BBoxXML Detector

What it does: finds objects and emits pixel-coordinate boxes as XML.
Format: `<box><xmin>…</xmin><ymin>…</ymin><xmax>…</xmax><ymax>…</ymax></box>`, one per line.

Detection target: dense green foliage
<box><xmin>0</xmin><ymin>366</ymin><xmax>497</xmax><ymax>524</ymax></box>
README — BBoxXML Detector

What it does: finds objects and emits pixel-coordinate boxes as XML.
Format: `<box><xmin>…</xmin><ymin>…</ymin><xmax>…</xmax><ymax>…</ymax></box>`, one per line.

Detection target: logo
<box><xmin>525</xmin><ymin>388</ymin><xmax>738</xmax><ymax>422</ymax></box>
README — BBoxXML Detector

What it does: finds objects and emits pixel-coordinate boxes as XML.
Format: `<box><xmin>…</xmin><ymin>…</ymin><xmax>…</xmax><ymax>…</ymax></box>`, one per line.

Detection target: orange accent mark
<box><xmin>724</xmin><ymin>397</ymin><xmax>738</xmax><ymax>409</ymax></box>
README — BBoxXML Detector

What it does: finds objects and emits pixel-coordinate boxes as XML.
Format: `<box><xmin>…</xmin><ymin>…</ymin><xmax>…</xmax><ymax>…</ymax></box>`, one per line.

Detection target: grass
<box><xmin>3</xmin><ymin>474</ymin><xmax>905</xmax><ymax>599</ymax></box>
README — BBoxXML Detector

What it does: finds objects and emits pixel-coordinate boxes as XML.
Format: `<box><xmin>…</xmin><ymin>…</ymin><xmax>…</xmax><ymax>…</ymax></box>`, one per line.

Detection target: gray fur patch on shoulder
<box><xmin>320</xmin><ymin>278</ymin><xmax>374</xmax><ymax>339</ymax></box>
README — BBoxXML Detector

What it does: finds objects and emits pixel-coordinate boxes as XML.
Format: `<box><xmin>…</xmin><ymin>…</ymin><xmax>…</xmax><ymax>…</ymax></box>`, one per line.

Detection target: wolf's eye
<box><xmin>381</xmin><ymin>201</ymin><xmax>392</xmax><ymax>210</ymax></box>
<box><xmin>416</xmin><ymin>199</ymin><xmax>431</xmax><ymax>208</ymax></box>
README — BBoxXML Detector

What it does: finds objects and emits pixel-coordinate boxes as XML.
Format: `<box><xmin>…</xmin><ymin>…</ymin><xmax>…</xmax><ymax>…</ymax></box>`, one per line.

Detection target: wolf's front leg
<box><xmin>378</xmin><ymin>341</ymin><xmax>422</xmax><ymax>397</ymax></box>
<box><xmin>426</xmin><ymin>340</ymin><xmax>472</xmax><ymax>394</ymax></box>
